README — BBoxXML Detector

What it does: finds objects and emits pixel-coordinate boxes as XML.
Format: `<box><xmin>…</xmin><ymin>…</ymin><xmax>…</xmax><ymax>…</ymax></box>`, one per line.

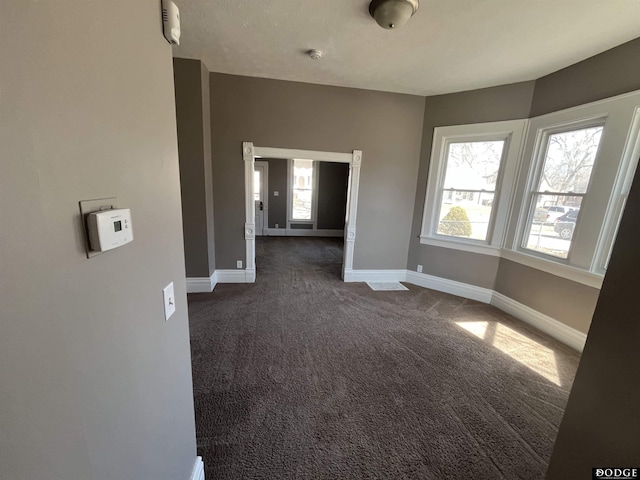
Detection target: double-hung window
<box><xmin>290</xmin><ymin>159</ymin><xmax>315</xmax><ymax>222</ymax></box>
<box><xmin>420</xmin><ymin>92</ymin><xmax>640</xmax><ymax>283</ymax></box>
<box><xmin>521</xmin><ymin>125</ymin><xmax>604</xmax><ymax>259</ymax></box>
<box><xmin>420</xmin><ymin>120</ymin><xmax>527</xmax><ymax>252</ymax></box>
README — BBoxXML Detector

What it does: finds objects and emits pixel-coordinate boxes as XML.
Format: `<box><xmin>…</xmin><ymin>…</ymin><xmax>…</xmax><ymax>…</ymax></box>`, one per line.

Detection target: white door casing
<box><xmin>242</xmin><ymin>143</ymin><xmax>362</xmax><ymax>282</ymax></box>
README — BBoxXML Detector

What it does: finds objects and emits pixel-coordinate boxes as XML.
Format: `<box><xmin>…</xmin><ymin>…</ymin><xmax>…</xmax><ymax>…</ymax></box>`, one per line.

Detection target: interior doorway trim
<box><xmin>242</xmin><ymin>142</ymin><xmax>362</xmax><ymax>281</ymax></box>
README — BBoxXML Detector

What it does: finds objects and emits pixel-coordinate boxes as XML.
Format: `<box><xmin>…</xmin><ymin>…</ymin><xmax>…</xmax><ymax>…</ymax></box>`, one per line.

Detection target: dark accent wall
<box><xmin>263</xmin><ymin>158</ymin><xmax>288</xmax><ymax>229</ymax></box>
<box><xmin>531</xmin><ymin>37</ymin><xmax>640</xmax><ymax>117</ymax></box>
<box><xmin>546</xmin><ymin>161</ymin><xmax>640</xmax><ymax>478</ymax></box>
<box><xmin>262</xmin><ymin>159</ymin><xmax>349</xmax><ymax>230</ymax></box>
<box><xmin>210</xmin><ymin>73</ymin><xmax>424</xmax><ymax>270</ymax></box>
<box><xmin>317</xmin><ymin>162</ymin><xmax>349</xmax><ymax>230</ymax></box>
<box><xmin>407</xmin><ymin>81</ymin><xmax>536</xmax><ymax>288</ymax></box>
<box><xmin>1</xmin><ymin>3</ymin><xmax>197</xmax><ymax>479</ymax></box>
<box><xmin>173</xmin><ymin>58</ymin><xmax>215</xmax><ymax>277</ymax></box>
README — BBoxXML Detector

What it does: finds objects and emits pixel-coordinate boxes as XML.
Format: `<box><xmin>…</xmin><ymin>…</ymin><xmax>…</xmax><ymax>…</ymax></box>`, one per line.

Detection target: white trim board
<box><xmin>189</xmin><ymin>456</ymin><xmax>205</xmax><ymax>480</ymax></box>
<box><xmin>244</xmin><ymin>143</ymin><xmax>362</xmax><ymax>282</ymax></box>
<box><xmin>217</xmin><ymin>269</ymin><xmax>255</xmax><ymax>283</ymax></box>
<box><xmin>188</xmin><ymin>266</ymin><xmax>587</xmax><ymax>351</ymax></box>
<box><xmin>265</xmin><ymin>228</ymin><xmax>344</xmax><ymax>237</ymax></box>
<box><xmin>345</xmin><ymin>269</ymin><xmax>586</xmax><ymax>351</ymax></box>
<box><xmin>343</xmin><ymin>269</ymin><xmax>407</xmax><ymax>283</ymax></box>
<box><xmin>186</xmin><ymin>272</ymin><xmax>217</xmax><ymax>293</ymax></box>
<box><xmin>491</xmin><ymin>292</ymin><xmax>587</xmax><ymax>352</ymax></box>
<box><xmin>406</xmin><ymin>271</ymin><xmax>494</xmax><ymax>303</ymax></box>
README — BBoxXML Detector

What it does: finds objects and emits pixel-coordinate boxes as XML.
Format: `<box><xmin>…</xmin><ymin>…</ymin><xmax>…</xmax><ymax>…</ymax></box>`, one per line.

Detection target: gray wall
<box><xmin>261</xmin><ymin>159</ymin><xmax>348</xmax><ymax>230</ymax></box>
<box><xmin>173</xmin><ymin>58</ymin><xmax>215</xmax><ymax>277</ymax></box>
<box><xmin>495</xmin><ymin>260</ymin><xmax>600</xmax><ymax>333</ymax></box>
<box><xmin>408</xmin><ymin>36</ymin><xmax>640</xmax><ymax>334</ymax></box>
<box><xmin>546</xmin><ymin>157</ymin><xmax>640</xmax><ymax>478</ymax></box>
<box><xmin>494</xmin><ymin>38</ymin><xmax>640</xmax><ymax>334</ymax></box>
<box><xmin>0</xmin><ymin>2</ymin><xmax>197</xmax><ymax>479</ymax></box>
<box><xmin>210</xmin><ymin>73</ymin><xmax>424</xmax><ymax>270</ymax></box>
<box><xmin>531</xmin><ymin>37</ymin><xmax>640</xmax><ymax>117</ymax></box>
<box><xmin>317</xmin><ymin>162</ymin><xmax>349</xmax><ymax>230</ymax></box>
<box><xmin>407</xmin><ymin>82</ymin><xmax>535</xmax><ymax>288</ymax></box>
<box><xmin>263</xmin><ymin>158</ymin><xmax>288</xmax><ymax>228</ymax></box>
<box><xmin>202</xmin><ymin>62</ymin><xmax>216</xmax><ymax>274</ymax></box>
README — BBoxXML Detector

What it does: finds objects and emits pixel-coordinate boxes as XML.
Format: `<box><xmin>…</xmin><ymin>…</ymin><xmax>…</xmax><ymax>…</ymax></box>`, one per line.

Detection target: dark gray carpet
<box><xmin>188</xmin><ymin>237</ymin><xmax>580</xmax><ymax>479</ymax></box>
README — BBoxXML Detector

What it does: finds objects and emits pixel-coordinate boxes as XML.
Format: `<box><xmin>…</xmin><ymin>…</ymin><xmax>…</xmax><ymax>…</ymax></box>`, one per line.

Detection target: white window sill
<box><xmin>419</xmin><ymin>236</ymin><xmax>604</xmax><ymax>288</ymax></box>
<box><xmin>500</xmin><ymin>249</ymin><xmax>603</xmax><ymax>289</ymax></box>
<box><xmin>419</xmin><ymin>236</ymin><xmax>501</xmax><ymax>257</ymax></box>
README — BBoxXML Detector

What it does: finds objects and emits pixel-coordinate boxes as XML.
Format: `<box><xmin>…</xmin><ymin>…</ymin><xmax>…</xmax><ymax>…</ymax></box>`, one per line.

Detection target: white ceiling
<box><xmin>172</xmin><ymin>0</ymin><xmax>640</xmax><ymax>96</ymax></box>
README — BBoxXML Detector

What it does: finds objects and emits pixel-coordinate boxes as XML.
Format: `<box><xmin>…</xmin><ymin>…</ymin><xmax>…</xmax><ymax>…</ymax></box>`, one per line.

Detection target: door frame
<box><xmin>242</xmin><ymin>142</ymin><xmax>362</xmax><ymax>282</ymax></box>
<box><xmin>254</xmin><ymin>160</ymin><xmax>268</xmax><ymax>235</ymax></box>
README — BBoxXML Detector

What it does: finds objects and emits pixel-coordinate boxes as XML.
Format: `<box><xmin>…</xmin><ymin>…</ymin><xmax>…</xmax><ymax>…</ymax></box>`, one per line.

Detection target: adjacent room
<box><xmin>3</xmin><ymin>1</ymin><xmax>640</xmax><ymax>480</ymax></box>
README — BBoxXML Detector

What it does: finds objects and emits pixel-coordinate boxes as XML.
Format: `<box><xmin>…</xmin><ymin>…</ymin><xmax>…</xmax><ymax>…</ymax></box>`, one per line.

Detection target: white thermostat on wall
<box><xmin>87</xmin><ymin>209</ymin><xmax>134</xmax><ymax>252</ymax></box>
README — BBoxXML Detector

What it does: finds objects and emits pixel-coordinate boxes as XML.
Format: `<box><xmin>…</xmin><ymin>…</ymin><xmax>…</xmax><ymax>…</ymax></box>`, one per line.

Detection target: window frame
<box><xmin>287</xmin><ymin>158</ymin><xmax>318</xmax><ymax>225</ymax></box>
<box><xmin>593</xmin><ymin>105</ymin><xmax>640</xmax><ymax>273</ymax></box>
<box><xmin>505</xmin><ymin>91</ymin><xmax>640</xmax><ymax>278</ymax></box>
<box><xmin>420</xmin><ymin>119</ymin><xmax>527</xmax><ymax>255</ymax></box>
<box><xmin>419</xmin><ymin>90</ymin><xmax>640</xmax><ymax>287</ymax></box>
<box><xmin>516</xmin><ymin>118</ymin><xmax>606</xmax><ymax>263</ymax></box>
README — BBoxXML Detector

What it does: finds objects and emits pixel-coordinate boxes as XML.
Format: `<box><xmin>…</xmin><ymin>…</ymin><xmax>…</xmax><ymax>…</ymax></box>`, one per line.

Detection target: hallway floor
<box><xmin>187</xmin><ymin>237</ymin><xmax>580</xmax><ymax>479</ymax></box>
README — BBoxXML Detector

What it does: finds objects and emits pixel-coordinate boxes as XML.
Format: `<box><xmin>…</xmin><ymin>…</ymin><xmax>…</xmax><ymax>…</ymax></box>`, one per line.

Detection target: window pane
<box><xmin>292</xmin><ymin>159</ymin><xmax>314</xmax><ymax>220</ymax></box>
<box><xmin>293</xmin><ymin>159</ymin><xmax>313</xmax><ymax>188</ymax></box>
<box><xmin>523</xmin><ymin>194</ymin><xmax>582</xmax><ymax>258</ymax></box>
<box><xmin>292</xmin><ymin>189</ymin><xmax>312</xmax><ymax>220</ymax></box>
<box><xmin>253</xmin><ymin>170</ymin><xmax>261</xmax><ymax>201</ymax></box>
<box><xmin>539</xmin><ymin>126</ymin><xmax>603</xmax><ymax>194</ymax></box>
<box><xmin>443</xmin><ymin>141</ymin><xmax>505</xmax><ymax>190</ymax></box>
<box><xmin>437</xmin><ymin>192</ymin><xmax>495</xmax><ymax>241</ymax></box>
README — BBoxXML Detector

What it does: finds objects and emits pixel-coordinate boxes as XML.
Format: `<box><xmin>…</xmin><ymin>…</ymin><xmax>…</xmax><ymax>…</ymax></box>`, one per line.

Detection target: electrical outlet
<box><xmin>163</xmin><ymin>282</ymin><xmax>176</xmax><ymax>321</ymax></box>
<box><xmin>237</xmin><ymin>260</ymin><xmax>243</xmax><ymax>269</ymax></box>
<box><xmin>417</xmin><ymin>265</ymin><xmax>423</xmax><ymax>273</ymax></box>
<box><xmin>275</xmin><ymin>223</ymin><xmax>279</xmax><ymax>229</ymax></box>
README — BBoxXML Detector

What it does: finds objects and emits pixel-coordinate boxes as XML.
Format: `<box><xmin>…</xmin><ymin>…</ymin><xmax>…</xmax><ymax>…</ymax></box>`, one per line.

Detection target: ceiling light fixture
<box><xmin>369</xmin><ymin>0</ymin><xmax>419</xmax><ymax>30</ymax></box>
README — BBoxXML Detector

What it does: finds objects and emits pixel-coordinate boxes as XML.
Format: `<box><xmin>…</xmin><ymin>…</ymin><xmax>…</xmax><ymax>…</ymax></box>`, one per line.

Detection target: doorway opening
<box><xmin>254</xmin><ymin>161</ymin><xmax>268</xmax><ymax>236</ymax></box>
<box><xmin>243</xmin><ymin>143</ymin><xmax>362</xmax><ymax>281</ymax></box>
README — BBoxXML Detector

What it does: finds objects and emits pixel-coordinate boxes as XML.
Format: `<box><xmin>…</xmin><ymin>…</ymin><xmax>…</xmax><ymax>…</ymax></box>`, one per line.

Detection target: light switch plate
<box><xmin>163</xmin><ymin>282</ymin><xmax>176</xmax><ymax>321</ymax></box>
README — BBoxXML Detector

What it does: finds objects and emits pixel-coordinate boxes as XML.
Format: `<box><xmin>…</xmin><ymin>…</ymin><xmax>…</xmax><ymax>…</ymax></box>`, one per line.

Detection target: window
<box><xmin>522</xmin><ymin>126</ymin><xmax>603</xmax><ymax>259</ymax></box>
<box><xmin>420</xmin><ymin>93</ymin><xmax>640</xmax><ymax>284</ymax></box>
<box><xmin>437</xmin><ymin>140</ymin><xmax>505</xmax><ymax>241</ymax></box>
<box><xmin>420</xmin><ymin>120</ymin><xmax>527</xmax><ymax>252</ymax></box>
<box><xmin>291</xmin><ymin>159</ymin><xmax>314</xmax><ymax>221</ymax></box>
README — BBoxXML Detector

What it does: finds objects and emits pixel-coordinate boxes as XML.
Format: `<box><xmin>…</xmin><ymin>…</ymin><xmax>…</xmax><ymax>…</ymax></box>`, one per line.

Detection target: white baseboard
<box><xmin>186</xmin><ymin>272</ymin><xmax>217</xmax><ymax>293</ymax></box>
<box><xmin>264</xmin><ymin>228</ymin><xmax>286</xmax><ymax>236</ymax></box>
<box><xmin>216</xmin><ymin>269</ymin><xmax>255</xmax><ymax>283</ymax></box>
<box><xmin>189</xmin><ymin>264</ymin><xmax>585</xmax><ymax>351</ymax></box>
<box><xmin>245</xmin><ymin>268</ymin><xmax>256</xmax><ymax>283</ymax></box>
<box><xmin>343</xmin><ymin>269</ymin><xmax>407</xmax><ymax>283</ymax></box>
<box><xmin>344</xmin><ymin>268</ymin><xmax>585</xmax><ymax>351</ymax></box>
<box><xmin>189</xmin><ymin>456</ymin><xmax>204</xmax><ymax>480</ymax></box>
<box><xmin>406</xmin><ymin>270</ymin><xmax>494</xmax><ymax>303</ymax></box>
<box><xmin>263</xmin><ymin>228</ymin><xmax>344</xmax><ymax>237</ymax></box>
<box><xmin>491</xmin><ymin>292</ymin><xmax>587</xmax><ymax>352</ymax></box>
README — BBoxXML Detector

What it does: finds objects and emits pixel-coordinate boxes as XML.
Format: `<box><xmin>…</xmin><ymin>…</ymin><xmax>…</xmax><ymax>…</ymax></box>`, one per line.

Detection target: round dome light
<box><xmin>369</xmin><ymin>0</ymin><xmax>419</xmax><ymax>30</ymax></box>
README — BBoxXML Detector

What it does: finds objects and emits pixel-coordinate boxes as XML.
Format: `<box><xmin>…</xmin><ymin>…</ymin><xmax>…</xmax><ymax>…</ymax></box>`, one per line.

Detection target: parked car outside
<box><xmin>546</xmin><ymin>205</ymin><xmax>579</xmax><ymax>222</ymax></box>
<box><xmin>553</xmin><ymin>210</ymin><xmax>580</xmax><ymax>239</ymax></box>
